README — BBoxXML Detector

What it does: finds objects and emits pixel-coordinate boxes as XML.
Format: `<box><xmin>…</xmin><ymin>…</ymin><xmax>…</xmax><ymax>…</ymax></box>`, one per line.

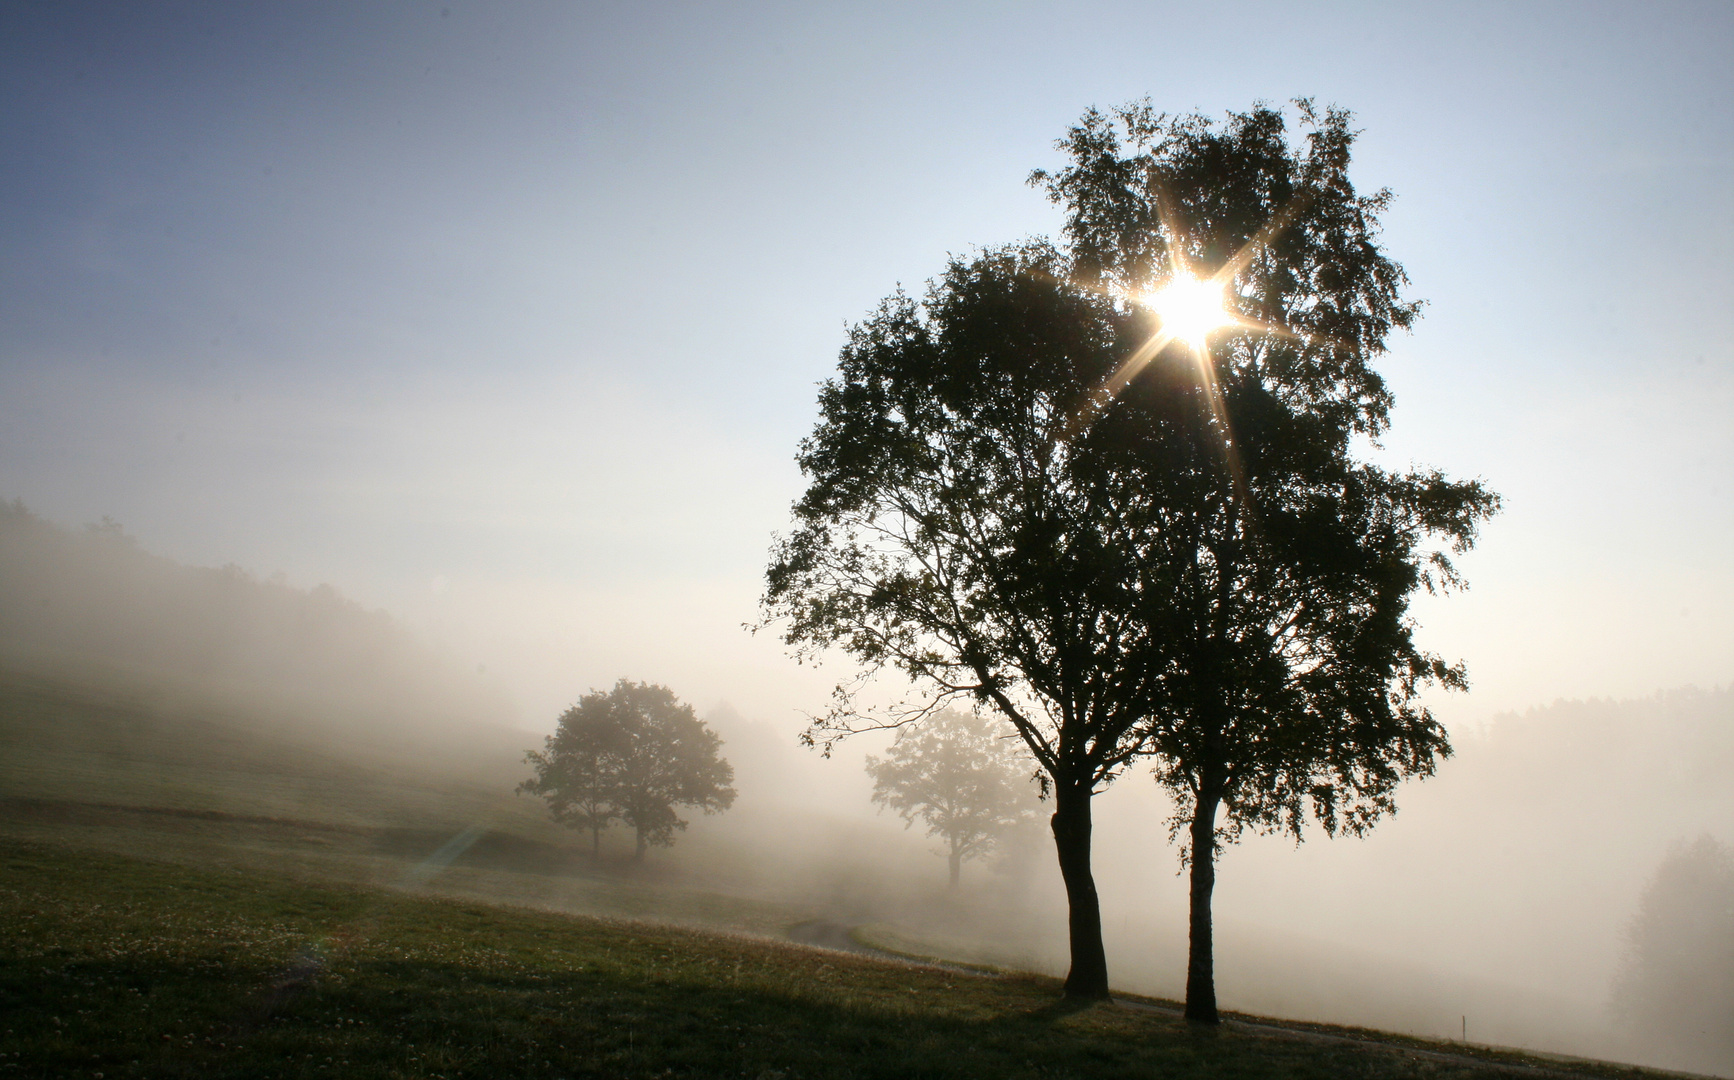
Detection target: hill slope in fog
<box><xmin>0</xmin><ymin>500</ymin><xmax>514</xmax><ymax>741</ymax></box>
<box><xmin>2</xmin><ymin>499</ymin><xmax>1727</xmax><ymax>1077</ymax></box>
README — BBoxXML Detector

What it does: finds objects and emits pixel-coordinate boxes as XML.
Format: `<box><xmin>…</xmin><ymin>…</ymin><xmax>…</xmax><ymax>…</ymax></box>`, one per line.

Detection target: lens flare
<box><xmin>1147</xmin><ymin>275</ymin><xmax>1231</xmax><ymax>346</ymax></box>
<box><xmin>1060</xmin><ymin>182</ymin><xmax>1325</xmax><ymax>447</ymax></box>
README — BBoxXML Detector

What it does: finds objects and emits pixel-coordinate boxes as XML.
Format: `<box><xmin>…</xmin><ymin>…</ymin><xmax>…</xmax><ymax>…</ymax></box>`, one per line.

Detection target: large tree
<box><xmin>521</xmin><ymin>680</ymin><xmax>736</xmax><ymax>861</ymax></box>
<box><xmin>766</xmin><ymin>101</ymin><xmax>1498</xmax><ymax>1005</ymax></box>
<box><xmin>1034</xmin><ymin>101</ymin><xmax>1498</xmax><ymax>1021</ymax></box>
<box><xmin>866</xmin><ymin>707</ymin><xmax>1040</xmax><ymax>888</ymax></box>
<box><xmin>763</xmin><ymin>100</ymin><xmax>1495</xmax><ymax>1005</ymax></box>
<box><xmin>765</xmin><ymin>239</ymin><xmax>1154</xmax><ymax>998</ymax></box>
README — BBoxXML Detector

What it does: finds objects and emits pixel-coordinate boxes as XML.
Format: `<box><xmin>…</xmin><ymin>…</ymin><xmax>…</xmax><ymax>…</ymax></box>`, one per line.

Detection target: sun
<box><xmin>1063</xmin><ymin>186</ymin><xmax>1317</xmax><ymax>444</ymax></box>
<box><xmin>1145</xmin><ymin>274</ymin><xmax>1232</xmax><ymax>346</ymax></box>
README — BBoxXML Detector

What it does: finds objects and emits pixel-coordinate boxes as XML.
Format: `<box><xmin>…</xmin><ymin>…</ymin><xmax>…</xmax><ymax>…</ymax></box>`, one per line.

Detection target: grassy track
<box><xmin>0</xmin><ymin>837</ymin><xmax>1673</xmax><ymax>1080</ymax></box>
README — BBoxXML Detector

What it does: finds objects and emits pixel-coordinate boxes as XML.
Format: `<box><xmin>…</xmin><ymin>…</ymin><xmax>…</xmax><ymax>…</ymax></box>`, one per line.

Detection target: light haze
<box><xmin>1</xmin><ymin>5</ymin><xmax>1730</xmax><ymax>1068</ymax></box>
<box><xmin>2</xmin><ymin>1</ymin><xmax>1727</xmax><ymax>729</ymax></box>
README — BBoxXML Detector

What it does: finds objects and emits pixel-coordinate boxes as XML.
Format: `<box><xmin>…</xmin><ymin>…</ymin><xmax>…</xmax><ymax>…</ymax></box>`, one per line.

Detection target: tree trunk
<box><xmin>633</xmin><ymin>826</ymin><xmax>647</xmax><ymax>862</ymax></box>
<box><xmin>591</xmin><ymin>824</ymin><xmax>601</xmax><ymax>859</ymax></box>
<box><xmin>1184</xmin><ymin>788</ymin><xmax>1222</xmax><ymax>1024</ymax></box>
<box><xmin>1051</xmin><ymin>780</ymin><xmax>1111</xmax><ymax>1000</ymax></box>
<box><xmin>948</xmin><ymin>845</ymin><xmax>961</xmax><ymax>889</ymax></box>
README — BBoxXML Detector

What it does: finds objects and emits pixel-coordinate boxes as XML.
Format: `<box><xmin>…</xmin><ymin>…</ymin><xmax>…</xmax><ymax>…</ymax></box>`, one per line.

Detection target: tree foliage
<box><xmin>866</xmin><ymin>707</ymin><xmax>1040</xmax><ymax>887</ymax></box>
<box><xmin>1033</xmin><ymin>101</ymin><xmax>1501</xmax><ymax>1020</ymax></box>
<box><xmin>520</xmin><ymin>695</ymin><xmax>628</xmax><ymax>856</ymax></box>
<box><xmin>762</xmin><ymin>99</ymin><xmax>1497</xmax><ymax>1006</ymax></box>
<box><xmin>520</xmin><ymin>680</ymin><xmax>735</xmax><ymax>860</ymax></box>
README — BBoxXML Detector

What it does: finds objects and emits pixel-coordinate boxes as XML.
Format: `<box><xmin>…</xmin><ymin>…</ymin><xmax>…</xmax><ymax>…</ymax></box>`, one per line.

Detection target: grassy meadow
<box><xmin>0</xmin><ymin>672</ymin><xmax>1695</xmax><ymax>1078</ymax></box>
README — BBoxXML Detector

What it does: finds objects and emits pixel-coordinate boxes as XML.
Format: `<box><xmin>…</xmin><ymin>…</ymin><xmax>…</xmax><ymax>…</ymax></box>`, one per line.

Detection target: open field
<box><xmin>0</xmin><ymin>836</ymin><xmax>1691</xmax><ymax>1080</ymax></box>
<box><xmin>0</xmin><ymin>671</ymin><xmax>979</xmax><ymax>941</ymax></box>
<box><xmin>0</xmin><ymin>672</ymin><xmax>1714</xmax><ymax>1078</ymax></box>
<box><xmin>0</xmin><ymin>671</ymin><xmax>836</xmax><ymax>939</ymax></box>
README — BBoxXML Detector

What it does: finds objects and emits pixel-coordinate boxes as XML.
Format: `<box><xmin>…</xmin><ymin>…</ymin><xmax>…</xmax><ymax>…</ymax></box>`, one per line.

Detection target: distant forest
<box><xmin>0</xmin><ymin>500</ymin><xmax>513</xmax><ymax>734</ymax></box>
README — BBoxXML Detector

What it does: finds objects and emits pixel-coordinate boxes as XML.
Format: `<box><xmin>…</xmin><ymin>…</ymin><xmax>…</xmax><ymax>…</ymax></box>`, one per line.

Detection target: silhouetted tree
<box><xmin>866</xmin><ymin>708</ymin><xmax>1039</xmax><ymax>888</ymax></box>
<box><xmin>520</xmin><ymin>680</ymin><xmax>735</xmax><ymax>860</ymax></box>
<box><xmin>1613</xmin><ymin>836</ymin><xmax>1734</xmax><ymax>1075</ymax></box>
<box><xmin>763</xmin><ymin>100</ymin><xmax>1495</xmax><ymax>1005</ymax></box>
<box><xmin>519</xmin><ymin>697</ymin><xmax>628</xmax><ymax>857</ymax></box>
<box><xmin>1033</xmin><ymin>101</ymin><xmax>1498</xmax><ymax>1021</ymax></box>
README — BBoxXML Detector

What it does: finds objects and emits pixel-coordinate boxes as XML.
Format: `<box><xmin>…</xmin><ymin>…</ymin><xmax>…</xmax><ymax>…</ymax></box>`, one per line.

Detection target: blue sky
<box><xmin>2</xmin><ymin>0</ymin><xmax>1729</xmax><ymax>728</ymax></box>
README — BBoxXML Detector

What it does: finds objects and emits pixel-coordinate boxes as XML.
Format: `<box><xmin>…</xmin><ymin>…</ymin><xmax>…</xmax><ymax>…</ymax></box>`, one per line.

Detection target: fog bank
<box><xmin>3</xmin><ymin>504</ymin><xmax>1727</xmax><ymax>1076</ymax></box>
<box><xmin>0</xmin><ymin>500</ymin><xmax>516</xmax><ymax>745</ymax></box>
<box><xmin>685</xmin><ymin>685</ymin><xmax>1734</xmax><ymax>1075</ymax></box>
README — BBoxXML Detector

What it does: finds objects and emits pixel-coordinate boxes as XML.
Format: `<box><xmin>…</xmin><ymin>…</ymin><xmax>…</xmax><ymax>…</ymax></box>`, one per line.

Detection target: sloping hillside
<box><xmin>0</xmin><ymin>500</ymin><xmax>512</xmax><ymax>735</ymax></box>
<box><xmin>0</xmin><ymin>836</ymin><xmax>1689</xmax><ymax>1080</ymax></box>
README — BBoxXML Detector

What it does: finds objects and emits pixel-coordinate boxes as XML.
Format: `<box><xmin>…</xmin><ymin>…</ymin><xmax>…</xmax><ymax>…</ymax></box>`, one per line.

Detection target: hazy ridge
<box><xmin>0</xmin><ymin>500</ymin><xmax>517</xmax><ymax>746</ymax></box>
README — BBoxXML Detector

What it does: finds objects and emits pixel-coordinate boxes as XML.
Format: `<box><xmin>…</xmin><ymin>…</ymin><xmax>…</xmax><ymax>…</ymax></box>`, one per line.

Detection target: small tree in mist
<box><xmin>866</xmin><ymin>708</ymin><xmax>1040</xmax><ymax>888</ymax></box>
<box><xmin>763</xmin><ymin>100</ymin><xmax>1495</xmax><ymax>1007</ymax></box>
<box><xmin>519</xmin><ymin>698</ymin><xmax>628</xmax><ymax>857</ymax></box>
<box><xmin>612</xmin><ymin>682</ymin><xmax>738</xmax><ymax>860</ymax></box>
<box><xmin>520</xmin><ymin>680</ymin><xmax>735</xmax><ymax>861</ymax></box>
<box><xmin>1613</xmin><ymin>836</ymin><xmax>1734</xmax><ymax>1075</ymax></box>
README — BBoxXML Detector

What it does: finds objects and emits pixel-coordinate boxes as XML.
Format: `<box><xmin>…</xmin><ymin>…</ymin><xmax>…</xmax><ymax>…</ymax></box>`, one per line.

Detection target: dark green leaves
<box><xmin>764</xmin><ymin>101</ymin><xmax>1499</xmax><ymax>845</ymax></box>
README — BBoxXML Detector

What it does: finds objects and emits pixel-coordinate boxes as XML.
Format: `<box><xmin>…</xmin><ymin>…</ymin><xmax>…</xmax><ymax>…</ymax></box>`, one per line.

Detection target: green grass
<box><xmin>0</xmin><ymin>673</ymin><xmax>1692</xmax><ymax>1078</ymax></box>
<box><xmin>0</xmin><ymin>673</ymin><xmax>829</xmax><ymax>938</ymax></box>
<box><xmin>0</xmin><ymin>836</ymin><xmax>1678</xmax><ymax>1080</ymax></box>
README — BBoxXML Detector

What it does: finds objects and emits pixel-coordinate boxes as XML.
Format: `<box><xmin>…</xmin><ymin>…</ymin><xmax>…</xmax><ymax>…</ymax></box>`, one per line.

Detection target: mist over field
<box><xmin>2</xmin><ymin>506</ymin><xmax>1729</xmax><ymax>1074</ymax></box>
<box><xmin>1</xmin><ymin>3</ymin><xmax>1729</xmax><ymax>1078</ymax></box>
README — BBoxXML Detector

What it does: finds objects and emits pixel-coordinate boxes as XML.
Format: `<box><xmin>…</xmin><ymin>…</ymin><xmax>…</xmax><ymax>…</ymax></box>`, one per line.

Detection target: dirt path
<box><xmin>784</xmin><ymin>919</ymin><xmax>883</xmax><ymax>955</ymax></box>
<box><xmin>782</xmin><ymin>919</ymin><xmax>999</xmax><ymax>977</ymax></box>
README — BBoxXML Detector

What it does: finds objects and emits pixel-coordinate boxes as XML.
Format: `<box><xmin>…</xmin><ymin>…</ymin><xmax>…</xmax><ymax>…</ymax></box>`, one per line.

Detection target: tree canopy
<box><xmin>519</xmin><ymin>693</ymin><xmax>628</xmax><ymax>857</ymax></box>
<box><xmin>521</xmin><ymin>680</ymin><xmax>735</xmax><ymax>860</ymax></box>
<box><xmin>866</xmin><ymin>707</ymin><xmax>1040</xmax><ymax>888</ymax></box>
<box><xmin>1036</xmin><ymin>100</ymin><xmax>1501</xmax><ymax>1020</ymax></box>
<box><xmin>763</xmin><ymin>99</ymin><xmax>1496</xmax><ymax>1006</ymax></box>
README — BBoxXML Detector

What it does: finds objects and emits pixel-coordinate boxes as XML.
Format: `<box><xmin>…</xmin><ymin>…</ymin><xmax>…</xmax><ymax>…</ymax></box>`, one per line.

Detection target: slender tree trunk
<box><xmin>591</xmin><ymin>824</ymin><xmax>600</xmax><ymax>859</ymax></box>
<box><xmin>1184</xmin><ymin>787</ymin><xmax>1222</xmax><ymax>1024</ymax></box>
<box><xmin>948</xmin><ymin>844</ymin><xmax>961</xmax><ymax>889</ymax></box>
<box><xmin>1051</xmin><ymin>779</ymin><xmax>1111</xmax><ymax>1000</ymax></box>
<box><xmin>633</xmin><ymin>826</ymin><xmax>647</xmax><ymax>863</ymax></box>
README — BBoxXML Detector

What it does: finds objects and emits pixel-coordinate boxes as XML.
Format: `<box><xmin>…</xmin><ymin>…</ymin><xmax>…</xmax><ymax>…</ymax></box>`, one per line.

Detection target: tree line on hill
<box><xmin>0</xmin><ymin>499</ymin><xmax>511</xmax><ymax>734</ymax></box>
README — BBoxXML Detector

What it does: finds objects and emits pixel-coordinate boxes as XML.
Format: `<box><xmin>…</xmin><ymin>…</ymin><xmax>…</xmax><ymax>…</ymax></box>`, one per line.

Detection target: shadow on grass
<box><xmin>1</xmin><ymin>836</ymin><xmax>1624</xmax><ymax>1080</ymax></box>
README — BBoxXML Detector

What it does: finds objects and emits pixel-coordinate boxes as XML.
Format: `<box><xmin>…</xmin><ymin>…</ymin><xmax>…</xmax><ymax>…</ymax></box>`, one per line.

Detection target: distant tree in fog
<box><xmin>610</xmin><ymin>682</ymin><xmax>737</xmax><ymax>860</ymax></box>
<box><xmin>520</xmin><ymin>680</ymin><xmax>735</xmax><ymax>861</ymax></box>
<box><xmin>519</xmin><ymin>698</ymin><xmax>629</xmax><ymax>857</ymax></box>
<box><xmin>866</xmin><ymin>708</ymin><xmax>1039</xmax><ymax>888</ymax></box>
<box><xmin>762</xmin><ymin>101</ymin><xmax>1497</xmax><ymax>1010</ymax></box>
<box><xmin>1613</xmin><ymin>836</ymin><xmax>1734</xmax><ymax>1075</ymax></box>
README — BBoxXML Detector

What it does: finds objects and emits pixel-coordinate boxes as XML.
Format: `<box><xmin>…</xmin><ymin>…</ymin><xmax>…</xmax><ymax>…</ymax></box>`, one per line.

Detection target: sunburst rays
<box><xmin>1056</xmin><ymin>180</ymin><xmax>1337</xmax><ymax>514</ymax></box>
<box><xmin>1048</xmin><ymin>180</ymin><xmax>1343</xmax><ymax>528</ymax></box>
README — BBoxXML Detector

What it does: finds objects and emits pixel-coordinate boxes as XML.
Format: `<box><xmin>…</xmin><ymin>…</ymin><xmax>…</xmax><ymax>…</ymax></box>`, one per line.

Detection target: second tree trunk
<box><xmin>1185</xmin><ymin>791</ymin><xmax>1222</xmax><ymax>1023</ymax></box>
